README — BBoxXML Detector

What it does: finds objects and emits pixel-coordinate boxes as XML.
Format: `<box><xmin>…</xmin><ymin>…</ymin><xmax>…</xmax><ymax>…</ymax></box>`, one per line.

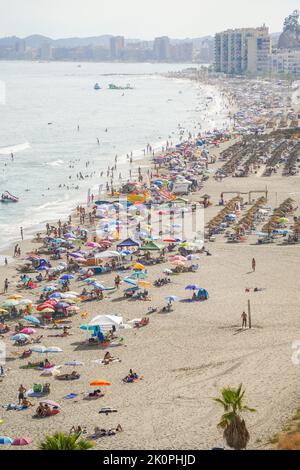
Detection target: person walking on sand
<box><xmin>252</xmin><ymin>257</ymin><xmax>256</xmax><ymax>272</ymax></box>
<box><xmin>4</xmin><ymin>278</ymin><xmax>9</xmax><ymax>294</ymax></box>
<box><xmin>241</xmin><ymin>311</ymin><xmax>247</xmax><ymax>329</ymax></box>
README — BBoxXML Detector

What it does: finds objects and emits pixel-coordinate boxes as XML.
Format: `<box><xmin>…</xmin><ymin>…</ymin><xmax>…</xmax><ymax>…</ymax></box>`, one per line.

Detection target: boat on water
<box><xmin>94</xmin><ymin>83</ymin><xmax>101</xmax><ymax>90</ymax></box>
<box><xmin>1</xmin><ymin>191</ymin><xmax>19</xmax><ymax>203</ymax></box>
<box><xmin>108</xmin><ymin>83</ymin><xmax>134</xmax><ymax>90</ymax></box>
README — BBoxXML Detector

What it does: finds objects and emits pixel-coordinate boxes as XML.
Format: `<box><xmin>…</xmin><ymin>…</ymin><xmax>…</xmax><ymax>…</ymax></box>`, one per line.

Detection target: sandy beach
<box><xmin>1</xmin><ymin>75</ymin><xmax>300</xmax><ymax>450</ymax></box>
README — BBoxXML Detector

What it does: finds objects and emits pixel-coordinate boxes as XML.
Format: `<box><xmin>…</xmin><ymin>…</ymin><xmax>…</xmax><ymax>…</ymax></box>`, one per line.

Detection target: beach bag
<box><xmin>33</xmin><ymin>383</ymin><xmax>42</xmax><ymax>393</ymax></box>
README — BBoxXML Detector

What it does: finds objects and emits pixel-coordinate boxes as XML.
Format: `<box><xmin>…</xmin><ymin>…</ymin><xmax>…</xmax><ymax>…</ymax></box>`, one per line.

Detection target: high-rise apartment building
<box><xmin>215</xmin><ymin>27</ymin><xmax>271</xmax><ymax>75</ymax></box>
<box><xmin>153</xmin><ymin>36</ymin><xmax>171</xmax><ymax>61</ymax></box>
<box><xmin>110</xmin><ymin>36</ymin><xmax>125</xmax><ymax>59</ymax></box>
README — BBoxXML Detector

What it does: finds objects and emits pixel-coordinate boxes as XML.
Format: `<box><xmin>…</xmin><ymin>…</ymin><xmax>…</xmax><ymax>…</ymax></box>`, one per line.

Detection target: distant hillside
<box><xmin>0</xmin><ymin>34</ymin><xmax>214</xmax><ymax>49</ymax></box>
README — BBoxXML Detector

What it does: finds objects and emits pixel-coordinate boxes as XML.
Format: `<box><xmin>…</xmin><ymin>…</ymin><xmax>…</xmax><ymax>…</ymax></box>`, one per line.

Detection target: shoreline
<box><xmin>0</xmin><ymin>75</ymin><xmax>232</xmax><ymax>259</ymax></box>
<box><xmin>3</xmin><ymin>74</ymin><xmax>299</xmax><ymax>450</ymax></box>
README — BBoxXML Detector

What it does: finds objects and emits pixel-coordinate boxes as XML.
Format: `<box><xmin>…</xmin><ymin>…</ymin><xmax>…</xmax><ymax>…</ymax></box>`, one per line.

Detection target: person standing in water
<box><xmin>20</xmin><ymin>227</ymin><xmax>24</xmax><ymax>241</ymax></box>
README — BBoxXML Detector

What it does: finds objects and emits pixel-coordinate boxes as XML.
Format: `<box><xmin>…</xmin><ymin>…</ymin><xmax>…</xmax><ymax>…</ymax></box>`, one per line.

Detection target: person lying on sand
<box><xmin>48</xmin><ymin>327</ymin><xmax>71</xmax><ymax>338</ymax></box>
<box><xmin>22</xmin><ymin>398</ymin><xmax>34</xmax><ymax>408</ymax></box>
<box><xmin>88</xmin><ymin>389</ymin><xmax>103</xmax><ymax>398</ymax></box>
<box><xmin>93</xmin><ymin>424</ymin><xmax>122</xmax><ymax>438</ymax></box>
<box><xmin>123</xmin><ymin>369</ymin><xmax>139</xmax><ymax>383</ymax></box>
<box><xmin>103</xmin><ymin>352</ymin><xmax>115</xmax><ymax>365</ymax></box>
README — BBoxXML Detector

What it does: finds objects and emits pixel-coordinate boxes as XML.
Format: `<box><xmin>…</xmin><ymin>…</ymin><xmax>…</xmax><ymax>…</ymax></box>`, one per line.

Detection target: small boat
<box><xmin>94</xmin><ymin>83</ymin><xmax>101</xmax><ymax>90</ymax></box>
<box><xmin>108</xmin><ymin>83</ymin><xmax>133</xmax><ymax>90</ymax></box>
<box><xmin>1</xmin><ymin>191</ymin><xmax>19</xmax><ymax>203</ymax></box>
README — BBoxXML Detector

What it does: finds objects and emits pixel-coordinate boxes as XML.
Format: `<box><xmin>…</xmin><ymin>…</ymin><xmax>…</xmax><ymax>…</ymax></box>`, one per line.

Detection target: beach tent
<box><xmin>94</xmin><ymin>251</ymin><xmax>121</xmax><ymax>259</ymax></box>
<box><xmin>86</xmin><ymin>314</ymin><xmax>123</xmax><ymax>332</ymax></box>
<box><xmin>140</xmin><ymin>241</ymin><xmax>164</xmax><ymax>251</ymax></box>
<box><xmin>117</xmin><ymin>238</ymin><xmax>140</xmax><ymax>248</ymax></box>
<box><xmin>196</xmin><ymin>288</ymin><xmax>209</xmax><ymax>301</ymax></box>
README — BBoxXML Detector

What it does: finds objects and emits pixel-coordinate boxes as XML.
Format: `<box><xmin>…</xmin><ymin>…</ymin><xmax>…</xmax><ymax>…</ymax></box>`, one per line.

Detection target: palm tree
<box><xmin>213</xmin><ymin>384</ymin><xmax>256</xmax><ymax>450</ymax></box>
<box><xmin>39</xmin><ymin>432</ymin><xmax>94</xmax><ymax>450</ymax></box>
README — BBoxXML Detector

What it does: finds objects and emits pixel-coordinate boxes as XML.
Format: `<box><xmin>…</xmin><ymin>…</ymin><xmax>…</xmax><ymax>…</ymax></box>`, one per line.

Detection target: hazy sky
<box><xmin>1</xmin><ymin>0</ymin><xmax>299</xmax><ymax>39</ymax></box>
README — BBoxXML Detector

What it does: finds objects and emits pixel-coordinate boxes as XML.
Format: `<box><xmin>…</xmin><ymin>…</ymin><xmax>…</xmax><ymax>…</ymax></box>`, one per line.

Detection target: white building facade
<box><xmin>215</xmin><ymin>27</ymin><xmax>271</xmax><ymax>75</ymax></box>
<box><xmin>269</xmin><ymin>49</ymin><xmax>300</xmax><ymax>77</ymax></box>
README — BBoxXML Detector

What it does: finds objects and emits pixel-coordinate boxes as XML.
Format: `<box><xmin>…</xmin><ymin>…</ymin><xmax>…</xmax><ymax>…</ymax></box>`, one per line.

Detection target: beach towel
<box><xmin>63</xmin><ymin>393</ymin><xmax>78</xmax><ymax>399</ymax></box>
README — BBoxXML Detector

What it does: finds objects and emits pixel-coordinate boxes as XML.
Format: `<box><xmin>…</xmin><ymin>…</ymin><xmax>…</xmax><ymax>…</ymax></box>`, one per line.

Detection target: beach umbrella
<box><xmin>45</xmin><ymin>347</ymin><xmax>63</xmax><ymax>353</ymax></box>
<box><xmin>0</xmin><ymin>436</ymin><xmax>13</xmax><ymax>445</ymax></box>
<box><xmin>185</xmin><ymin>285</ymin><xmax>201</xmax><ymax>291</ymax></box>
<box><xmin>18</xmin><ymin>299</ymin><xmax>33</xmax><ymax>305</ymax></box>
<box><xmin>95</xmin><ymin>251</ymin><xmax>120</xmax><ymax>258</ymax></box>
<box><xmin>170</xmin><ymin>255</ymin><xmax>187</xmax><ymax>261</ymax></box>
<box><xmin>64</xmin><ymin>361</ymin><xmax>84</xmax><ymax>366</ymax></box>
<box><xmin>89</xmin><ymin>380</ymin><xmax>111</xmax><ymax>387</ymax></box>
<box><xmin>60</xmin><ymin>293</ymin><xmax>78</xmax><ymax>299</ymax></box>
<box><xmin>36</xmin><ymin>303</ymin><xmax>53</xmax><ymax>311</ymax></box>
<box><xmin>1</xmin><ymin>300</ymin><xmax>19</xmax><ymax>308</ymax></box>
<box><xmin>82</xmin><ymin>278</ymin><xmax>97</xmax><ymax>283</ymax></box>
<box><xmin>12</xmin><ymin>437</ymin><xmax>32</xmax><ymax>446</ymax></box>
<box><xmin>24</xmin><ymin>316</ymin><xmax>40</xmax><ymax>325</ymax></box>
<box><xmin>10</xmin><ymin>333</ymin><xmax>29</xmax><ymax>341</ymax></box>
<box><xmin>40</xmin><ymin>400</ymin><xmax>60</xmax><ymax>408</ymax></box>
<box><xmin>30</xmin><ymin>345</ymin><xmax>48</xmax><ymax>353</ymax></box>
<box><xmin>20</xmin><ymin>328</ymin><xmax>36</xmax><ymax>335</ymax></box>
<box><xmin>49</xmin><ymin>292</ymin><xmax>62</xmax><ymax>299</ymax></box>
<box><xmin>60</xmin><ymin>274</ymin><xmax>74</xmax><ymax>281</ymax></box>
<box><xmin>138</xmin><ymin>280</ymin><xmax>152</xmax><ymax>288</ymax></box>
<box><xmin>165</xmin><ymin>296</ymin><xmax>178</xmax><ymax>302</ymax></box>
<box><xmin>130</xmin><ymin>272</ymin><xmax>146</xmax><ymax>279</ymax></box>
<box><xmin>43</xmin><ymin>286</ymin><xmax>56</xmax><ymax>292</ymax></box>
<box><xmin>171</xmin><ymin>260</ymin><xmax>185</xmax><ymax>267</ymax></box>
<box><xmin>123</xmin><ymin>278</ymin><xmax>137</xmax><ymax>286</ymax></box>
<box><xmin>90</xmin><ymin>282</ymin><xmax>105</xmax><ymax>289</ymax></box>
<box><xmin>132</xmin><ymin>263</ymin><xmax>145</xmax><ymax>270</ymax></box>
<box><xmin>60</xmin><ymin>298</ymin><xmax>78</xmax><ymax>304</ymax></box>
<box><xmin>66</xmin><ymin>305</ymin><xmax>80</xmax><ymax>312</ymax></box>
<box><xmin>86</xmin><ymin>241</ymin><xmax>100</xmax><ymax>247</ymax></box>
<box><xmin>87</xmin><ymin>315</ymin><xmax>123</xmax><ymax>330</ymax></box>
<box><xmin>38</xmin><ymin>307</ymin><xmax>55</xmax><ymax>314</ymax></box>
<box><xmin>65</xmin><ymin>361</ymin><xmax>84</xmax><ymax>367</ymax></box>
<box><xmin>55</xmin><ymin>302</ymin><xmax>69</xmax><ymax>309</ymax></box>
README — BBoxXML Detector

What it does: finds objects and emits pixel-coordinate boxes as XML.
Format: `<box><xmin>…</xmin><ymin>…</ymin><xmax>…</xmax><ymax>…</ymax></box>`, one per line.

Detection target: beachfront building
<box><xmin>215</xmin><ymin>26</ymin><xmax>271</xmax><ymax>75</ymax></box>
<box><xmin>153</xmin><ymin>36</ymin><xmax>171</xmax><ymax>61</ymax></box>
<box><xmin>110</xmin><ymin>36</ymin><xmax>125</xmax><ymax>60</ymax></box>
<box><xmin>40</xmin><ymin>41</ymin><xmax>52</xmax><ymax>61</ymax></box>
<box><xmin>269</xmin><ymin>49</ymin><xmax>300</xmax><ymax>78</ymax></box>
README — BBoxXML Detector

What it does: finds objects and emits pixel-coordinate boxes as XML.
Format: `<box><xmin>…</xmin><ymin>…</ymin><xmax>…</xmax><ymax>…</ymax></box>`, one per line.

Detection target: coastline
<box><xmin>3</xmin><ymin>73</ymin><xmax>300</xmax><ymax>450</ymax></box>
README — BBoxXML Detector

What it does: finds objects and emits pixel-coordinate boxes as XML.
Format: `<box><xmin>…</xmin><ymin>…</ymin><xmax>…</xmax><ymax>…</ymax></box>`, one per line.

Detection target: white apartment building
<box><xmin>269</xmin><ymin>49</ymin><xmax>300</xmax><ymax>77</ymax></box>
<box><xmin>215</xmin><ymin>26</ymin><xmax>271</xmax><ymax>75</ymax></box>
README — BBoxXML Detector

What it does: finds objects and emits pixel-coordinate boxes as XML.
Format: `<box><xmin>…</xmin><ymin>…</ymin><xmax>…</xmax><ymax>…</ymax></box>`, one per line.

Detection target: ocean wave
<box><xmin>0</xmin><ymin>142</ymin><xmax>31</xmax><ymax>155</ymax></box>
<box><xmin>46</xmin><ymin>159</ymin><xmax>64</xmax><ymax>167</ymax></box>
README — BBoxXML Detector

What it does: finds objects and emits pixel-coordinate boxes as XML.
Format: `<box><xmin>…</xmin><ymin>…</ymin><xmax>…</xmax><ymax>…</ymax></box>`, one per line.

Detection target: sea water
<box><xmin>0</xmin><ymin>61</ymin><xmax>230</xmax><ymax>251</ymax></box>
